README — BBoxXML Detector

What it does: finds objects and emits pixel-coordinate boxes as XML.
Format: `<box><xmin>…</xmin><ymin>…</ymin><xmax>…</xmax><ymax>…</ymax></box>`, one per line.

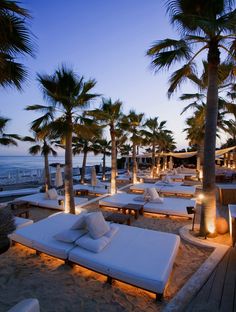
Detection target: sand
<box><xmin>0</xmin><ymin>196</ymin><xmax>215</xmax><ymax>312</ymax></box>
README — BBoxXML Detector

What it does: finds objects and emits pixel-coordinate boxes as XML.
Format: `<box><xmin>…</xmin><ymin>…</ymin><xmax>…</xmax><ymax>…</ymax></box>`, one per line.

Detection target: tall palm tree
<box><xmin>89</xmin><ymin>98</ymin><xmax>123</xmax><ymax>194</ymax></box>
<box><xmin>147</xmin><ymin>0</ymin><xmax>236</xmax><ymax>236</ymax></box>
<box><xmin>0</xmin><ymin>0</ymin><xmax>34</xmax><ymax>89</ymax></box>
<box><xmin>0</xmin><ymin>116</ymin><xmax>20</xmax><ymax>145</ymax></box>
<box><xmin>26</xmin><ymin>66</ymin><xmax>99</xmax><ymax>214</ymax></box>
<box><xmin>142</xmin><ymin>117</ymin><xmax>172</xmax><ymax>177</ymax></box>
<box><xmin>121</xmin><ymin>111</ymin><xmax>144</xmax><ymax>184</ymax></box>
<box><xmin>23</xmin><ymin>130</ymin><xmax>57</xmax><ymax>191</ymax></box>
<box><xmin>93</xmin><ymin>139</ymin><xmax>111</xmax><ymax>181</ymax></box>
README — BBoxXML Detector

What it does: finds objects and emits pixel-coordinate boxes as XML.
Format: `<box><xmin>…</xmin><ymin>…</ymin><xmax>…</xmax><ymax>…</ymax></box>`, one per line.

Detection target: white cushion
<box><xmin>47</xmin><ymin>188</ymin><xmax>58</xmax><ymax>200</ymax></box>
<box><xmin>133</xmin><ymin>195</ymin><xmax>146</xmax><ymax>202</ymax></box>
<box><xmin>75</xmin><ymin>233</ymin><xmax>111</xmax><ymax>253</ymax></box>
<box><xmin>149</xmin><ymin>197</ymin><xmax>164</xmax><ymax>203</ymax></box>
<box><xmin>147</xmin><ymin>188</ymin><xmax>159</xmax><ymax>201</ymax></box>
<box><xmin>105</xmin><ymin>224</ymin><xmax>119</xmax><ymax>239</ymax></box>
<box><xmin>7</xmin><ymin>298</ymin><xmax>40</xmax><ymax>312</ymax></box>
<box><xmin>70</xmin><ymin>212</ymin><xmax>88</xmax><ymax>230</ymax></box>
<box><xmin>86</xmin><ymin>212</ymin><xmax>110</xmax><ymax>239</ymax></box>
<box><xmin>54</xmin><ymin>228</ymin><xmax>87</xmax><ymax>243</ymax></box>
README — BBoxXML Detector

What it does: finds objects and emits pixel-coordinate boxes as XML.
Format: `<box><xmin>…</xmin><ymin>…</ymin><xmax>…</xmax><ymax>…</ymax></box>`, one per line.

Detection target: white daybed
<box><xmin>14</xmin><ymin>216</ymin><xmax>34</xmax><ymax>229</ymax></box>
<box><xmin>130</xmin><ymin>182</ymin><xmax>196</xmax><ymax>197</ymax></box>
<box><xmin>74</xmin><ymin>183</ymin><xmax>109</xmax><ymax>195</ymax></box>
<box><xmin>0</xmin><ymin>187</ymin><xmax>40</xmax><ymax>199</ymax></box>
<box><xmin>99</xmin><ymin>193</ymin><xmax>196</xmax><ymax>218</ymax></box>
<box><xmin>10</xmin><ymin>212</ymin><xmax>180</xmax><ymax>299</ymax></box>
<box><xmin>13</xmin><ymin>193</ymin><xmax>88</xmax><ymax>213</ymax></box>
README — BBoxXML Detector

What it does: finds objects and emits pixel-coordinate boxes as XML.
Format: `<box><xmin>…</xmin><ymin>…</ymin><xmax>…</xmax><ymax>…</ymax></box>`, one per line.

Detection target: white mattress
<box><xmin>69</xmin><ymin>224</ymin><xmax>180</xmax><ymax>294</ymax></box>
<box><xmin>0</xmin><ymin>187</ymin><xmax>40</xmax><ymax>198</ymax></box>
<box><xmin>13</xmin><ymin>193</ymin><xmax>88</xmax><ymax>211</ymax></box>
<box><xmin>10</xmin><ymin>213</ymin><xmax>79</xmax><ymax>259</ymax></box>
<box><xmin>130</xmin><ymin>182</ymin><xmax>196</xmax><ymax>196</ymax></box>
<box><xmin>14</xmin><ymin>217</ymin><xmax>34</xmax><ymax>229</ymax></box>
<box><xmin>74</xmin><ymin>183</ymin><xmax>109</xmax><ymax>194</ymax></box>
<box><xmin>99</xmin><ymin>193</ymin><xmax>196</xmax><ymax>217</ymax></box>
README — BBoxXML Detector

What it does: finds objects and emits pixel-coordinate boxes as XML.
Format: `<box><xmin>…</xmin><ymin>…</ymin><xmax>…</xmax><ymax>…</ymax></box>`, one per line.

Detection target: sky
<box><xmin>0</xmin><ymin>0</ymin><xmax>229</xmax><ymax>156</ymax></box>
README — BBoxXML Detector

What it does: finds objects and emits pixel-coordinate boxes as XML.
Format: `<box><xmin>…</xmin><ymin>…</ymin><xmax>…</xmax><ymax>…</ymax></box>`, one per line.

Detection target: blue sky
<box><xmin>0</xmin><ymin>0</ymin><xmax>227</xmax><ymax>155</ymax></box>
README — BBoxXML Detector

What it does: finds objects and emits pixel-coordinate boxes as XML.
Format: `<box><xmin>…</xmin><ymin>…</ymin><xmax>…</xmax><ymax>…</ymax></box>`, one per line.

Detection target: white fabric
<box><xmin>76</xmin><ymin>233</ymin><xmax>111</xmax><ymax>253</ymax></box>
<box><xmin>55</xmin><ymin>164</ymin><xmax>63</xmax><ymax>188</ymax></box>
<box><xmin>7</xmin><ymin>298</ymin><xmax>40</xmax><ymax>312</ymax></box>
<box><xmin>14</xmin><ymin>217</ymin><xmax>33</xmax><ymax>229</ymax></box>
<box><xmin>54</xmin><ymin>228</ymin><xmax>87</xmax><ymax>243</ymax></box>
<box><xmin>130</xmin><ymin>182</ymin><xmax>196</xmax><ymax>196</ymax></box>
<box><xmin>69</xmin><ymin>224</ymin><xmax>180</xmax><ymax>294</ymax></box>
<box><xmin>147</xmin><ymin>188</ymin><xmax>159</xmax><ymax>201</ymax></box>
<box><xmin>86</xmin><ymin>212</ymin><xmax>110</xmax><ymax>239</ymax></box>
<box><xmin>10</xmin><ymin>213</ymin><xmax>79</xmax><ymax>259</ymax></box>
<box><xmin>47</xmin><ymin>188</ymin><xmax>58</xmax><ymax>200</ymax></box>
<box><xmin>74</xmin><ymin>183</ymin><xmax>108</xmax><ymax>194</ymax></box>
<box><xmin>0</xmin><ymin>188</ymin><xmax>40</xmax><ymax>198</ymax></box>
<box><xmin>99</xmin><ymin>193</ymin><xmax>196</xmax><ymax>217</ymax></box>
<box><xmin>70</xmin><ymin>212</ymin><xmax>88</xmax><ymax>230</ymax></box>
<box><xmin>13</xmin><ymin>193</ymin><xmax>88</xmax><ymax>211</ymax></box>
<box><xmin>133</xmin><ymin>195</ymin><xmax>146</xmax><ymax>202</ymax></box>
<box><xmin>162</xmin><ymin>176</ymin><xmax>172</xmax><ymax>184</ymax></box>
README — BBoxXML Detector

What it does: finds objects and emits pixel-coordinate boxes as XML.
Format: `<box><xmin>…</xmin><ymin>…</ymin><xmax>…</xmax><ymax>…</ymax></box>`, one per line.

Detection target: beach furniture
<box><xmin>130</xmin><ymin>181</ymin><xmax>196</xmax><ymax>197</ymax></box>
<box><xmin>10</xmin><ymin>212</ymin><xmax>180</xmax><ymax>300</ymax></box>
<box><xmin>7</xmin><ymin>298</ymin><xmax>40</xmax><ymax>312</ymax></box>
<box><xmin>12</xmin><ymin>192</ymin><xmax>88</xmax><ymax>213</ymax></box>
<box><xmin>0</xmin><ymin>187</ymin><xmax>40</xmax><ymax>200</ymax></box>
<box><xmin>99</xmin><ymin>193</ymin><xmax>196</xmax><ymax>218</ymax></box>
<box><xmin>74</xmin><ymin>183</ymin><xmax>109</xmax><ymax>196</ymax></box>
<box><xmin>14</xmin><ymin>216</ymin><xmax>33</xmax><ymax>229</ymax></box>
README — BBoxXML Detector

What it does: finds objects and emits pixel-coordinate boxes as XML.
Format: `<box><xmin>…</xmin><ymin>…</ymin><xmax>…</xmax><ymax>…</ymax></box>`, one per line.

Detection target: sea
<box><xmin>0</xmin><ymin>155</ymin><xmax>111</xmax><ymax>185</ymax></box>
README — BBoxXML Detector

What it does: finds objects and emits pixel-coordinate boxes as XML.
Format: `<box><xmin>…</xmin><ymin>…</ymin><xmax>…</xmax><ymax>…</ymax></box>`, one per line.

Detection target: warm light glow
<box><xmin>199</xmin><ymin>169</ymin><xmax>203</xmax><ymax>180</ymax></box>
<box><xmin>198</xmin><ymin>193</ymin><xmax>204</xmax><ymax>200</ymax></box>
<box><xmin>207</xmin><ymin>223</ymin><xmax>215</xmax><ymax>234</ymax></box>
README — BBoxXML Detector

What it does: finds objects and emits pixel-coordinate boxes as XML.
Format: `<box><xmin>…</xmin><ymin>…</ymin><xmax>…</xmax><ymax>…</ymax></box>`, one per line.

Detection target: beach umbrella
<box><xmin>169</xmin><ymin>156</ymin><xmax>173</xmax><ymax>170</ymax></box>
<box><xmin>91</xmin><ymin>166</ymin><xmax>97</xmax><ymax>187</ymax></box>
<box><xmin>55</xmin><ymin>164</ymin><xmax>63</xmax><ymax>188</ymax></box>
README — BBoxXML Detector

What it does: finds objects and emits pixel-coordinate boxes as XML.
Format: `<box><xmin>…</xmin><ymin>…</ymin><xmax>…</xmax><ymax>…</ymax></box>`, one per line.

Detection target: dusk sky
<box><xmin>0</xmin><ymin>0</ymin><xmax>228</xmax><ymax>156</ymax></box>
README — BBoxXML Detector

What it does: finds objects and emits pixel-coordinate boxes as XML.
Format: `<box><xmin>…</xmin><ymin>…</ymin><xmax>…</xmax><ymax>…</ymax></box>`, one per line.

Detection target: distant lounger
<box><xmin>0</xmin><ymin>187</ymin><xmax>40</xmax><ymax>199</ymax></box>
<box><xmin>130</xmin><ymin>182</ymin><xmax>197</xmax><ymax>197</ymax></box>
<box><xmin>99</xmin><ymin>193</ymin><xmax>196</xmax><ymax>218</ymax></box>
<box><xmin>10</xmin><ymin>212</ymin><xmax>180</xmax><ymax>300</ymax></box>
<box><xmin>73</xmin><ymin>183</ymin><xmax>109</xmax><ymax>196</ymax></box>
<box><xmin>13</xmin><ymin>193</ymin><xmax>88</xmax><ymax>213</ymax></box>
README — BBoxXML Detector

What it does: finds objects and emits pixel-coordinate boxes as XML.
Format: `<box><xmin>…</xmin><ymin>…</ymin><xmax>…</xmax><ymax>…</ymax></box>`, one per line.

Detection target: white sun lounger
<box><xmin>10</xmin><ymin>213</ymin><xmax>79</xmax><ymax>259</ymax></box>
<box><xmin>11</xmin><ymin>212</ymin><xmax>180</xmax><ymax>299</ymax></box>
<box><xmin>74</xmin><ymin>183</ymin><xmax>109</xmax><ymax>195</ymax></box>
<box><xmin>69</xmin><ymin>224</ymin><xmax>180</xmax><ymax>298</ymax></box>
<box><xmin>0</xmin><ymin>187</ymin><xmax>40</xmax><ymax>199</ymax></box>
<box><xmin>99</xmin><ymin>193</ymin><xmax>196</xmax><ymax>218</ymax></box>
<box><xmin>130</xmin><ymin>182</ymin><xmax>196</xmax><ymax>197</ymax></box>
<box><xmin>13</xmin><ymin>193</ymin><xmax>88</xmax><ymax>213</ymax></box>
<box><xmin>14</xmin><ymin>216</ymin><xmax>34</xmax><ymax>229</ymax></box>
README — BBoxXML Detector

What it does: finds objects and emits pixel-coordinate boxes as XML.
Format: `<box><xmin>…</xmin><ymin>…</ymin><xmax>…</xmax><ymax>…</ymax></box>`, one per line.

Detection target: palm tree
<box><xmin>0</xmin><ymin>116</ymin><xmax>20</xmax><ymax>146</ymax></box>
<box><xmin>121</xmin><ymin>111</ymin><xmax>144</xmax><ymax>184</ymax></box>
<box><xmin>0</xmin><ymin>0</ymin><xmax>34</xmax><ymax>89</ymax></box>
<box><xmin>23</xmin><ymin>130</ymin><xmax>57</xmax><ymax>191</ymax></box>
<box><xmin>147</xmin><ymin>0</ymin><xmax>236</xmax><ymax>236</ymax></box>
<box><xmin>88</xmin><ymin>98</ymin><xmax>123</xmax><ymax>194</ymax></box>
<box><xmin>26</xmin><ymin>66</ymin><xmax>99</xmax><ymax>214</ymax></box>
<box><xmin>93</xmin><ymin>139</ymin><xmax>111</xmax><ymax>181</ymax></box>
<box><xmin>142</xmin><ymin>117</ymin><xmax>172</xmax><ymax>177</ymax></box>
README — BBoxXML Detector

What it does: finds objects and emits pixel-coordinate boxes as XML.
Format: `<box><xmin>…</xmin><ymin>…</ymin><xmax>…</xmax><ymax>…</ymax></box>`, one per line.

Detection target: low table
<box><xmin>10</xmin><ymin>200</ymin><xmax>30</xmax><ymax>219</ymax></box>
<box><xmin>122</xmin><ymin>203</ymin><xmax>144</xmax><ymax>219</ymax></box>
<box><xmin>105</xmin><ymin>212</ymin><xmax>131</xmax><ymax>225</ymax></box>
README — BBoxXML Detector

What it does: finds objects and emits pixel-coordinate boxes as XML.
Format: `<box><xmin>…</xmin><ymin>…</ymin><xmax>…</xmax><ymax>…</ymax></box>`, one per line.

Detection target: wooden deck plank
<box><xmin>219</xmin><ymin>248</ymin><xmax>236</xmax><ymax>312</ymax></box>
<box><xmin>184</xmin><ymin>249</ymin><xmax>232</xmax><ymax>312</ymax></box>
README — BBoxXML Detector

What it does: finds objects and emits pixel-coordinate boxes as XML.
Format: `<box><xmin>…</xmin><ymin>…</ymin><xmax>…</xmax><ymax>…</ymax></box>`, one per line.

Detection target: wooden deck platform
<box><xmin>185</xmin><ymin>247</ymin><xmax>236</xmax><ymax>312</ymax></box>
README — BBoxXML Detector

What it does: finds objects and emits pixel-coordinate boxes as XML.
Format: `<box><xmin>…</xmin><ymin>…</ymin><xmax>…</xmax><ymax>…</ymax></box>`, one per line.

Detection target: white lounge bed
<box><xmin>0</xmin><ymin>187</ymin><xmax>40</xmax><ymax>198</ymax></box>
<box><xmin>74</xmin><ymin>183</ymin><xmax>109</xmax><ymax>195</ymax></box>
<box><xmin>11</xmin><ymin>212</ymin><xmax>180</xmax><ymax>299</ymax></box>
<box><xmin>130</xmin><ymin>182</ymin><xmax>196</xmax><ymax>197</ymax></box>
<box><xmin>99</xmin><ymin>193</ymin><xmax>196</xmax><ymax>218</ymax></box>
<box><xmin>13</xmin><ymin>193</ymin><xmax>88</xmax><ymax>213</ymax></box>
<box><xmin>14</xmin><ymin>216</ymin><xmax>34</xmax><ymax>229</ymax></box>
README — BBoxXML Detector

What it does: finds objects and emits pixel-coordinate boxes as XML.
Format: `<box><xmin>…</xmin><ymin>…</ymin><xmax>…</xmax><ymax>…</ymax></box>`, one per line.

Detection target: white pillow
<box><xmin>105</xmin><ymin>224</ymin><xmax>119</xmax><ymax>239</ymax></box>
<box><xmin>70</xmin><ymin>212</ymin><xmax>88</xmax><ymax>230</ymax></box>
<box><xmin>147</xmin><ymin>188</ymin><xmax>159</xmax><ymax>201</ymax></box>
<box><xmin>86</xmin><ymin>212</ymin><xmax>110</xmax><ymax>239</ymax></box>
<box><xmin>47</xmin><ymin>188</ymin><xmax>58</xmax><ymax>200</ymax></box>
<box><xmin>75</xmin><ymin>233</ymin><xmax>110</xmax><ymax>253</ymax></box>
<box><xmin>54</xmin><ymin>228</ymin><xmax>87</xmax><ymax>243</ymax></box>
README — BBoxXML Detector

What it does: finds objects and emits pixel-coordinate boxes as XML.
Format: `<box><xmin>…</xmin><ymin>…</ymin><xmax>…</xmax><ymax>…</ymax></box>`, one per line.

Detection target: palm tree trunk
<box><xmin>80</xmin><ymin>148</ymin><xmax>88</xmax><ymax>184</ymax></box>
<box><xmin>110</xmin><ymin>126</ymin><xmax>117</xmax><ymax>194</ymax></box>
<box><xmin>64</xmin><ymin>125</ymin><xmax>75</xmax><ymax>214</ymax></box>
<box><xmin>200</xmin><ymin>46</ymin><xmax>219</xmax><ymax>236</ymax></box>
<box><xmin>151</xmin><ymin>144</ymin><xmax>155</xmax><ymax>178</ymax></box>
<box><xmin>102</xmin><ymin>152</ymin><xmax>106</xmax><ymax>181</ymax></box>
<box><xmin>44</xmin><ymin>154</ymin><xmax>51</xmax><ymax>191</ymax></box>
<box><xmin>132</xmin><ymin>143</ymin><xmax>137</xmax><ymax>184</ymax></box>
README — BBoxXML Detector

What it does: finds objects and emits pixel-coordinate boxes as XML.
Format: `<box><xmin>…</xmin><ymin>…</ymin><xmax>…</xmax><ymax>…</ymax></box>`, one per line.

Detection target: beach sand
<box><xmin>0</xmin><ymin>199</ymin><xmax>215</xmax><ymax>312</ymax></box>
